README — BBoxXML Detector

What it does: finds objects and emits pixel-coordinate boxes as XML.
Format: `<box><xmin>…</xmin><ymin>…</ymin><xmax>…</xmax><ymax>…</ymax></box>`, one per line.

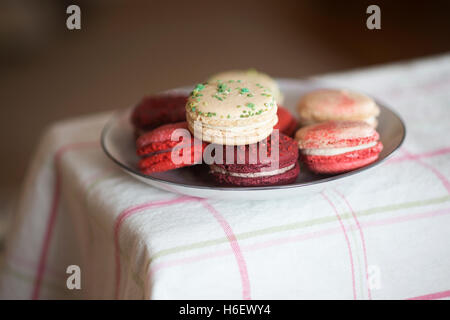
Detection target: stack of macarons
<box><xmin>131</xmin><ymin>70</ymin><xmax>384</xmax><ymax>185</ymax></box>
<box><xmin>186</xmin><ymin>69</ymin><xmax>300</xmax><ymax>186</ymax></box>
<box><xmin>136</xmin><ymin>121</ymin><xmax>207</xmax><ymax>174</ymax></box>
<box><xmin>294</xmin><ymin>88</ymin><xmax>383</xmax><ymax>174</ymax></box>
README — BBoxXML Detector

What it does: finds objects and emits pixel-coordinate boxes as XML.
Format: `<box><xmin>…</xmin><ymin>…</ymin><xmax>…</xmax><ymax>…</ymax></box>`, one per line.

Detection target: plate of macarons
<box><xmin>102</xmin><ymin>69</ymin><xmax>406</xmax><ymax>200</ymax></box>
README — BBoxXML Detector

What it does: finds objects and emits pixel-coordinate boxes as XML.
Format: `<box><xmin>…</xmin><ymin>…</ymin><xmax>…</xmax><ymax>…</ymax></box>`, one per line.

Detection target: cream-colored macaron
<box><xmin>297</xmin><ymin>89</ymin><xmax>380</xmax><ymax>127</ymax></box>
<box><xmin>186</xmin><ymin>80</ymin><xmax>278</xmax><ymax>145</ymax></box>
<box><xmin>208</xmin><ymin>69</ymin><xmax>284</xmax><ymax>105</ymax></box>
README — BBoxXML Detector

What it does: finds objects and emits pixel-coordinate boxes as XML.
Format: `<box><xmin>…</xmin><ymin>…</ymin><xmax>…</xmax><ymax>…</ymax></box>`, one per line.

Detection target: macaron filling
<box><xmin>301</xmin><ymin>141</ymin><xmax>378</xmax><ymax>156</ymax></box>
<box><xmin>210</xmin><ymin>163</ymin><xmax>295</xmax><ymax>178</ymax></box>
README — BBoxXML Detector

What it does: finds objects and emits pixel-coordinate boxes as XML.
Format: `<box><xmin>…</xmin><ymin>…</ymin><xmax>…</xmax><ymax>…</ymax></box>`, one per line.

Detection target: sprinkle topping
<box><xmin>186</xmin><ymin>80</ymin><xmax>276</xmax><ymax>119</ymax></box>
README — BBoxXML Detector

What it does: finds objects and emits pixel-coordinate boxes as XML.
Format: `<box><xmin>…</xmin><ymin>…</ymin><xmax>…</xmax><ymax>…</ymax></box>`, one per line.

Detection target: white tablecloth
<box><xmin>1</xmin><ymin>54</ymin><xmax>450</xmax><ymax>300</ymax></box>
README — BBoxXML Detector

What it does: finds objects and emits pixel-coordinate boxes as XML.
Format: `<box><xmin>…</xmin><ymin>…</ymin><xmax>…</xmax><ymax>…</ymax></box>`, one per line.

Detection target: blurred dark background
<box><xmin>0</xmin><ymin>0</ymin><xmax>449</xmax><ymax>226</ymax></box>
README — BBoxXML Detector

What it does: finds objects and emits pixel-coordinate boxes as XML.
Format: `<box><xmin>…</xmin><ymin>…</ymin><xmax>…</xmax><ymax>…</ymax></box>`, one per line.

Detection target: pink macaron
<box><xmin>136</xmin><ymin>122</ymin><xmax>207</xmax><ymax>174</ymax></box>
<box><xmin>297</xmin><ymin>89</ymin><xmax>380</xmax><ymax>127</ymax></box>
<box><xmin>295</xmin><ymin>120</ymin><xmax>383</xmax><ymax>174</ymax></box>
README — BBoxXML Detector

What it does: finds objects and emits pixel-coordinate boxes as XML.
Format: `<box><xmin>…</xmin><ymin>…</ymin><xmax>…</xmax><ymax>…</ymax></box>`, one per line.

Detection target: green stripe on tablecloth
<box><xmin>130</xmin><ymin>195</ymin><xmax>450</xmax><ymax>298</ymax></box>
<box><xmin>148</xmin><ymin>195</ymin><xmax>450</xmax><ymax>262</ymax></box>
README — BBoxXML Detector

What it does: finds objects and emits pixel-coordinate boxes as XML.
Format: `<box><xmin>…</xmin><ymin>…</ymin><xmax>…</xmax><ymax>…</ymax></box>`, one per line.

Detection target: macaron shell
<box><xmin>187</xmin><ymin>81</ymin><xmax>276</xmax><ymax>120</ymax></box>
<box><xmin>297</xmin><ymin>89</ymin><xmax>379</xmax><ymax>125</ymax></box>
<box><xmin>131</xmin><ymin>94</ymin><xmax>187</xmax><ymax>131</ymax></box>
<box><xmin>211</xmin><ymin>133</ymin><xmax>299</xmax><ymax>173</ymax></box>
<box><xmin>136</xmin><ymin>122</ymin><xmax>189</xmax><ymax>155</ymax></box>
<box><xmin>302</xmin><ymin>141</ymin><xmax>383</xmax><ymax>174</ymax></box>
<box><xmin>211</xmin><ymin>161</ymin><xmax>299</xmax><ymax>187</ymax></box>
<box><xmin>208</xmin><ymin>69</ymin><xmax>283</xmax><ymax>104</ymax></box>
<box><xmin>295</xmin><ymin>121</ymin><xmax>379</xmax><ymax>149</ymax></box>
<box><xmin>274</xmin><ymin>106</ymin><xmax>298</xmax><ymax>137</ymax></box>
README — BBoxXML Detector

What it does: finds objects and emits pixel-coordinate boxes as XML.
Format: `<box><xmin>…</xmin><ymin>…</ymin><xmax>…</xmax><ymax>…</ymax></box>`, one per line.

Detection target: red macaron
<box><xmin>295</xmin><ymin>120</ymin><xmax>383</xmax><ymax>174</ymax></box>
<box><xmin>209</xmin><ymin>133</ymin><xmax>300</xmax><ymax>186</ymax></box>
<box><xmin>137</xmin><ymin>122</ymin><xmax>207</xmax><ymax>174</ymax></box>
<box><xmin>131</xmin><ymin>93</ymin><xmax>188</xmax><ymax>134</ymax></box>
<box><xmin>274</xmin><ymin>106</ymin><xmax>298</xmax><ymax>137</ymax></box>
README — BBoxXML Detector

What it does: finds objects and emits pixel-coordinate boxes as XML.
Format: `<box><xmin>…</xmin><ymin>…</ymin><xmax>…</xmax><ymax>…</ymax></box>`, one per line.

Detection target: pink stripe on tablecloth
<box><xmin>334</xmin><ymin>189</ymin><xmax>372</xmax><ymax>300</ymax></box>
<box><xmin>32</xmin><ymin>141</ymin><xmax>99</xmax><ymax>300</ymax></box>
<box><xmin>386</xmin><ymin>147</ymin><xmax>450</xmax><ymax>164</ymax></box>
<box><xmin>149</xmin><ymin>226</ymin><xmax>343</xmax><ymax>275</ymax></box>
<box><xmin>401</xmin><ymin>148</ymin><xmax>450</xmax><ymax>193</ymax></box>
<box><xmin>113</xmin><ymin>196</ymin><xmax>195</xmax><ymax>299</ymax></box>
<box><xmin>242</xmin><ymin>207</ymin><xmax>450</xmax><ymax>256</ymax></box>
<box><xmin>114</xmin><ymin>197</ymin><xmax>251</xmax><ymax>300</ymax></box>
<box><xmin>320</xmin><ymin>192</ymin><xmax>357</xmax><ymax>300</ymax></box>
<box><xmin>199</xmin><ymin>199</ymin><xmax>251</xmax><ymax>300</ymax></box>
<box><xmin>359</xmin><ymin>207</ymin><xmax>450</xmax><ymax>229</ymax></box>
<box><xmin>28</xmin><ymin>139</ymin><xmax>450</xmax><ymax>299</ymax></box>
<box><xmin>407</xmin><ymin>290</ymin><xmax>450</xmax><ymax>300</ymax></box>
<box><xmin>149</xmin><ymin>207</ymin><xmax>450</xmax><ymax>298</ymax></box>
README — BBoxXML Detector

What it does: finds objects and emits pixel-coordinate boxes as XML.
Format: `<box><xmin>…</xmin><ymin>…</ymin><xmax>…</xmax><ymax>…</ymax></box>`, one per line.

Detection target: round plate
<box><xmin>101</xmin><ymin>79</ymin><xmax>405</xmax><ymax>200</ymax></box>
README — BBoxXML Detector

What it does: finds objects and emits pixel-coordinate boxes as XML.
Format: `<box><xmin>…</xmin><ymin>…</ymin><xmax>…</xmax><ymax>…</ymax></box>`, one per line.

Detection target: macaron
<box><xmin>295</xmin><ymin>120</ymin><xmax>383</xmax><ymax>174</ymax></box>
<box><xmin>297</xmin><ymin>89</ymin><xmax>380</xmax><ymax>127</ymax></box>
<box><xmin>208</xmin><ymin>69</ymin><xmax>284</xmax><ymax>104</ymax></box>
<box><xmin>209</xmin><ymin>133</ymin><xmax>300</xmax><ymax>186</ymax></box>
<box><xmin>186</xmin><ymin>81</ymin><xmax>278</xmax><ymax>146</ymax></box>
<box><xmin>131</xmin><ymin>93</ymin><xmax>188</xmax><ymax>133</ymax></box>
<box><xmin>274</xmin><ymin>106</ymin><xmax>298</xmax><ymax>137</ymax></box>
<box><xmin>136</xmin><ymin>122</ymin><xmax>207</xmax><ymax>174</ymax></box>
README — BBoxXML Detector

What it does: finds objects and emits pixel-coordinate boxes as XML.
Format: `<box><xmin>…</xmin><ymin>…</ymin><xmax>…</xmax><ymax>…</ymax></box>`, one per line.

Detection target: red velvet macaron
<box><xmin>295</xmin><ymin>120</ymin><xmax>383</xmax><ymax>174</ymax></box>
<box><xmin>209</xmin><ymin>133</ymin><xmax>300</xmax><ymax>186</ymax></box>
<box><xmin>131</xmin><ymin>93</ymin><xmax>188</xmax><ymax>134</ymax></box>
<box><xmin>274</xmin><ymin>106</ymin><xmax>298</xmax><ymax>137</ymax></box>
<box><xmin>137</xmin><ymin>122</ymin><xmax>207</xmax><ymax>174</ymax></box>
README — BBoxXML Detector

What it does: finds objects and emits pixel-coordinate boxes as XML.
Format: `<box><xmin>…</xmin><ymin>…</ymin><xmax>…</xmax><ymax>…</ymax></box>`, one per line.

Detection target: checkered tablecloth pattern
<box><xmin>1</xmin><ymin>54</ymin><xmax>450</xmax><ymax>299</ymax></box>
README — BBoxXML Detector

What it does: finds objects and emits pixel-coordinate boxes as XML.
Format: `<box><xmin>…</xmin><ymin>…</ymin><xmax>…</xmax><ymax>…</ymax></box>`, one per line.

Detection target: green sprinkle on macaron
<box><xmin>217</xmin><ymin>83</ymin><xmax>227</xmax><ymax>92</ymax></box>
<box><xmin>194</xmin><ymin>83</ymin><xmax>205</xmax><ymax>91</ymax></box>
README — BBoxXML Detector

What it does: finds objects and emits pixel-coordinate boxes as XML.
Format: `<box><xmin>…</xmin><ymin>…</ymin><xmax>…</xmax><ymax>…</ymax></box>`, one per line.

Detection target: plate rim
<box><xmin>101</xmin><ymin>83</ymin><xmax>406</xmax><ymax>192</ymax></box>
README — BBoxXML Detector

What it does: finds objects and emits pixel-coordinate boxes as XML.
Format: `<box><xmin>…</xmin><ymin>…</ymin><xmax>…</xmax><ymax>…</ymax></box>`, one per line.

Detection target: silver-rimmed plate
<box><xmin>101</xmin><ymin>79</ymin><xmax>405</xmax><ymax>200</ymax></box>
